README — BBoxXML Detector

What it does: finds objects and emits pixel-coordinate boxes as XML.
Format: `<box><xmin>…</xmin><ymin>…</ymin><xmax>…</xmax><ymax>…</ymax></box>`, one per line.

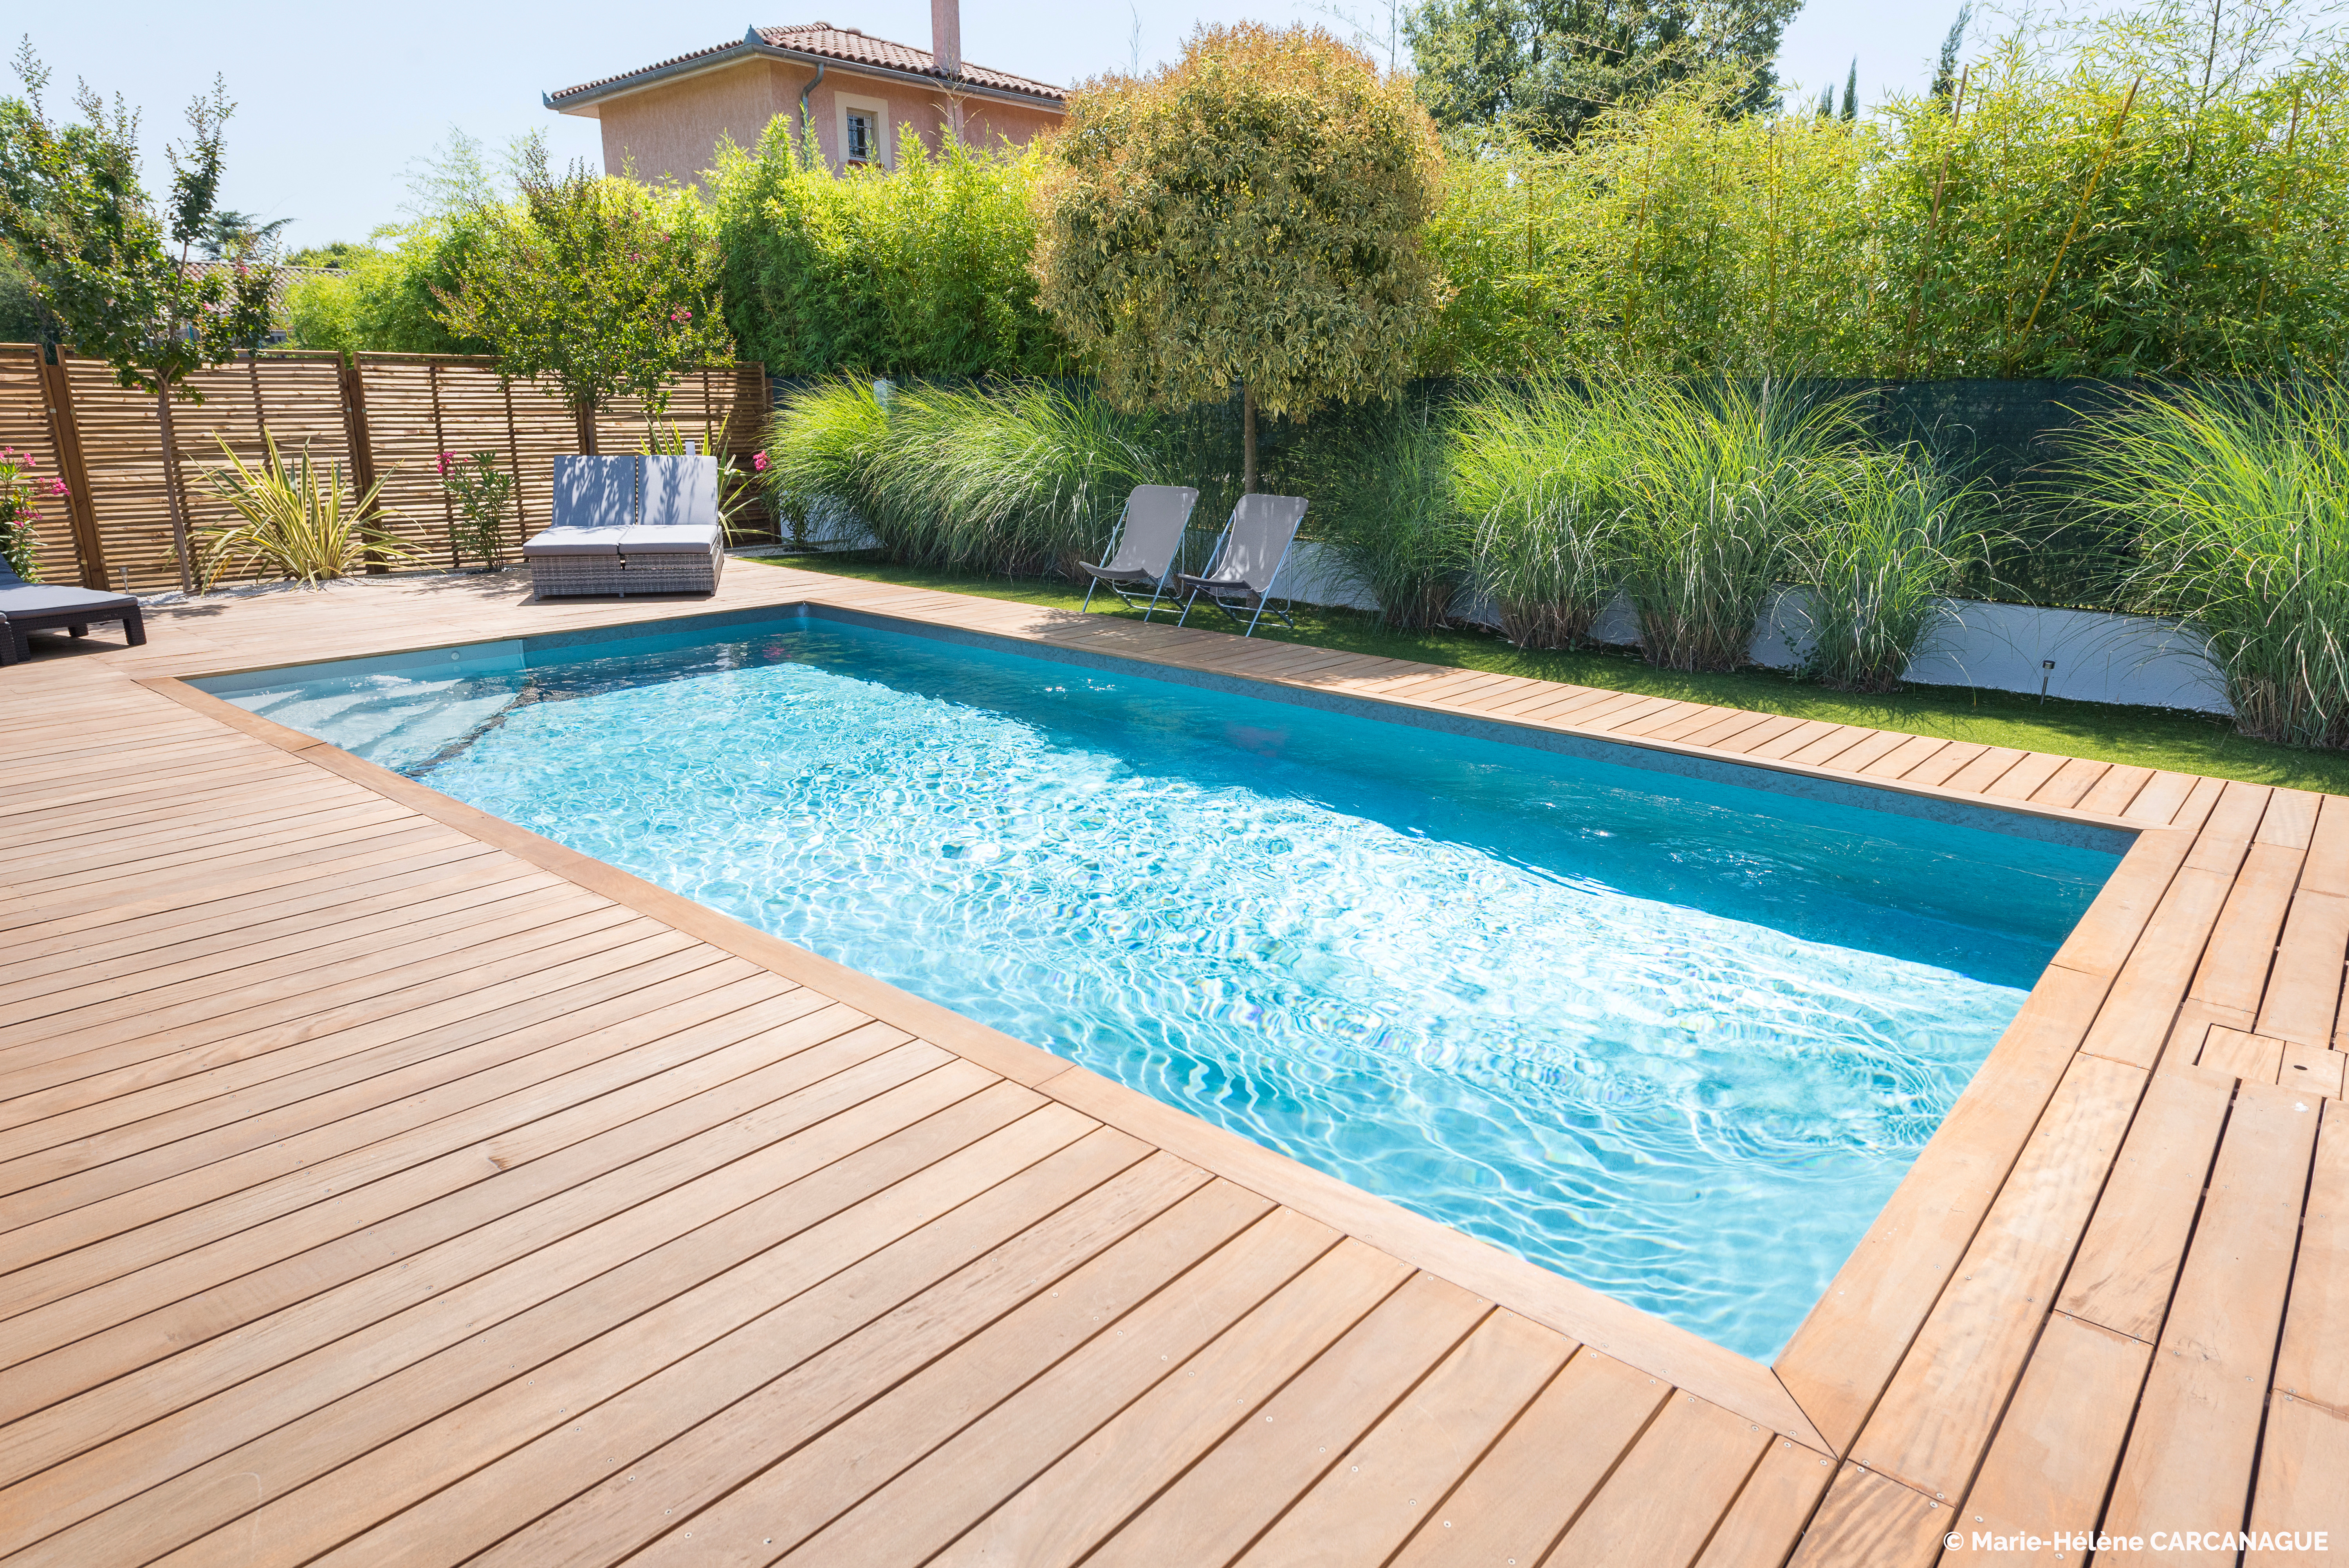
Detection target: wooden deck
<box><xmin>2</xmin><ymin>562</ymin><xmax>2342</xmax><ymax>1568</ymax></box>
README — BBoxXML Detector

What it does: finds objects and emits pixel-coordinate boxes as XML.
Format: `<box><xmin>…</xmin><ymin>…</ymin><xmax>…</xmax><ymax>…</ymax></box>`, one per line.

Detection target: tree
<box><xmin>435</xmin><ymin>135</ymin><xmax>731</xmax><ymax>451</ymax></box>
<box><xmin>1404</xmin><ymin>0</ymin><xmax>1802</xmax><ymax>147</ymax></box>
<box><xmin>1034</xmin><ymin>24</ymin><xmax>1445</xmax><ymax>493</ymax></box>
<box><xmin>709</xmin><ymin>124</ymin><xmax>1060</xmax><ymax>378</ymax></box>
<box><xmin>0</xmin><ymin>44</ymin><xmax>277</xmax><ymax>588</ymax></box>
<box><xmin>1932</xmin><ymin>5</ymin><xmax>1974</xmax><ymax>104</ymax></box>
<box><xmin>284</xmin><ymin>239</ymin><xmax>368</xmax><ymax>269</ymax></box>
<box><xmin>197</xmin><ymin>208</ymin><xmax>290</xmax><ymax>260</ymax></box>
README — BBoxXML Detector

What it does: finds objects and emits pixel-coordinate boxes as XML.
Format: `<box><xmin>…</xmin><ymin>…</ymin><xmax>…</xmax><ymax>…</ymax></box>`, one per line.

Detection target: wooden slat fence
<box><xmin>0</xmin><ymin>345</ymin><xmax>772</xmax><ymax>593</ymax></box>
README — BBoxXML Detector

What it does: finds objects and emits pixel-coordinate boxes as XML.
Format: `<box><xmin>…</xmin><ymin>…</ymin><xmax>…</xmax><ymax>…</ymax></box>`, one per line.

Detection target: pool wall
<box><xmin>192</xmin><ymin>601</ymin><xmax>2138</xmax><ymax>860</ymax></box>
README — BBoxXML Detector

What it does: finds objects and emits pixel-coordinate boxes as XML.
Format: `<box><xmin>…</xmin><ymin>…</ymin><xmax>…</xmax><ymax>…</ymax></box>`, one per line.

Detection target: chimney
<box><xmin>931</xmin><ymin>0</ymin><xmax>961</xmax><ymax>77</ymax></box>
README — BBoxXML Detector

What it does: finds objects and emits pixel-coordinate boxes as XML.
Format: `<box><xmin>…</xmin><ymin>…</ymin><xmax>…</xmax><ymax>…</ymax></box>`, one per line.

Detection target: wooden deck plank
<box><xmin>1775</xmin><ymin>962</ymin><xmax>2110</xmax><ymax>1454</ymax></box>
<box><xmin>2279</xmin><ymin>1040</ymin><xmax>2345</xmax><ymax>1097</ymax></box>
<box><xmin>2258</xmin><ymin>890</ymin><xmax>2349</xmax><ymax>1047</ymax></box>
<box><xmin>1083</xmin><ymin>1273</ymin><xmax>1490</xmax><ymax>1568</ymax></box>
<box><xmin>2030</xmin><ymin>754</ymin><xmax>2112</xmax><ymax>810</ymax></box>
<box><xmin>1</xmin><ymin>1051</ymin><xmax>999</xmax><ymax>1488</ymax></box>
<box><xmin>1542</xmin><ymin>1391</ymin><xmax>1773</xmax><ymax>1568</ymax></box>
<box><xmin>0</xmin><ymin>1002</ymin><xmax>903</xmax><ymax>1346</ymax></box>
<box><xmin>0</xmin><ymin>945</ymin><xmax>745</xmax><ymax>1171</ymax></box>
<box><xmin>336</xmin><ymin>1157</ymin><xmax>1236</xmax><ymax>1568</ymax></box>
<box><xmin>1232</xmin><ymin>1309</ymin><xmax>1572</xmax><ymax>1568</ymax></box>
<box><xmin>2080</xmin><ymin>867</ymin><xmax>2239</xmax><ymax>1069</ymax></box>
<box><xmin>2077</xmin><ymin>762</ymin><xmax>2156</xmax><ymax>817</ymax></box>
<box><xmin>2243</xmin><ymin>1398</ymin><xmax>2349</xmax><ymax>1566</ymax></box>
<box><xmin>2200</xmin><ymin>1025</ymin><xmax>2288</xmax><ymax>1081</ymax></box>
<box><xmin>1851</xmin><ymin>1053</ymin><xmax>2144</xmax><ymax>1500</ymax></box>
<box><xmin>2304</xmin><ymin>794</ymin><xmax>2349</xmax><ymax>897</ymax></box>
<box><xmin>0</xmin><ymin>846</ymin><xmax>517</xmax><ymax>994</ymax></box>
<box><xmin>2190</xmin><ymin>841</ymin><xmax>2308</xmax><ymax>1016</ymax></box>
<box><xmin>0</xmin><ymin>963</ymin><xmax>794</xmax><ymax>1212</ymax></box>
<box><xmin>910</xmin><ymin>1238</ymin><xmax>1413</xmax><ymax>1568</ymax></box>
<box><xmin>180</xmin><ymin>1125</ymin><xmax>1162</xmax><ymax>1568</ymax></box>
<box><xmin>1384</xmin><ymin>1350</ymin><xmax>1670</xmax><ymax>1567</ymax></box>
<box><xmin>2056</xmin><ymin>1069</ymin><xmax>2234</xmax><ymax>1342</ymax></box>
<box><xmin>1950</xmin><ymin>1311</ymin><xmax>2151</xmax><ymax>1567</ymax></box>
<box><xmin>772</xmin><ymin>1209</ymin><xmax>1345</xmax><ymax>1567</ymax></box>
<box><xmin>2100</xmin><ymin>1081</ymin><xmax>2323</xmax><ymax>1555</ymax></box>
<box><xmin>2270</xmin><ymin>1101</ymin><xmax>2347</xmax><ymax>1413</ymax></box>
<box><xmin>1690</xmin><ymin>1438</ymin><xmax>1836</xmax><ymax>1568</ymax></box>
<box><xmin>1856</xmin><ymin>733</ymin><xmax>1947</xmax><ymax>780</ymax></box>
<box><xmin>1783</xmin><ymin>1463</ymin><xmax>1946</xmax><ymax>1568</ymax></box>
<box><xmin>8</xmin><ymin>1092</ymin><xmax>1086</xmax><ymax>1567</ymax></box>
<box><xmin>0</xmin><ymin>926</ymin><xmax>712</xmax><ymax>1135</ymax></box>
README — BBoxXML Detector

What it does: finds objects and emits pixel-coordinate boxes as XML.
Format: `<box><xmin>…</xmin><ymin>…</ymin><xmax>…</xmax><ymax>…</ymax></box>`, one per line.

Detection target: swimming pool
<box><xmin>204</xmin><ymin>612</ymin><xmax>2122</xmax><ymax>1360</ymax></box>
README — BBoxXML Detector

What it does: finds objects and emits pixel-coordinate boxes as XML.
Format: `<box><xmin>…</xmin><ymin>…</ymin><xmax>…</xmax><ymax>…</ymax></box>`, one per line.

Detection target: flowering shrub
<box><xmin>437</xmin><ymin>449</ymin><xmax>517</xmax><ymax>567</ymax></box>
<box><xmin>1</xmin><ymin>445</ymin><xmax>63</xmax><ymax>582</ymax></box>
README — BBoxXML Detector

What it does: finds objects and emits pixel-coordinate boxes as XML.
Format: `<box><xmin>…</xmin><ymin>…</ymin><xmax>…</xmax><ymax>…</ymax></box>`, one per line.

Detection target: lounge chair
<box><xmin>0</xmin><ymin>558</ymin><xmax>146</xmax><ymax>664</ymax></box>
<box><xmin>1079</xmin><ymin>484</ymin><xmax>1200</xmax><ymax>620</ymax></box>
<box><xmin>524</xmin><ymin>456</ymin><xmax>637</xmax><ymax>597</ymax></box>
<box><xmin>1176</xmin><ymin>493</ymin><xmax>1309</xmax><ymax>637</ymax></box>
<box><xmin>524</xmin><ymin>454</ymin><xmax>726</xmax><ymax>598</ymax></box>
<box><xmin>622</xmin><ymin>454</ymin><xmax>725</xmax><ymax>594</ymax></box>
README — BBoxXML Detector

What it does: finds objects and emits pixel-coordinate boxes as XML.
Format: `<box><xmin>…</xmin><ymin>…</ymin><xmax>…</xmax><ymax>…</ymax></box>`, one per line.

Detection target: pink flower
<box><xmin>669</xmin><ymin>307</ymin><xmax>693</xmax><ymax>323</ymax></box>
<box><xmin>437</xmin><ymin>450</ymin><xmax>456</xmax><ymax>476</ymax></box>
<box><xmin>752</xmin><ymin>451</ymin><xmax>769</xmax><ymax>472</ymax></box>
<box><xmin>49</xmin><ymin>479</ymin><xmax>69</xmax><ymax>497</ymax></box>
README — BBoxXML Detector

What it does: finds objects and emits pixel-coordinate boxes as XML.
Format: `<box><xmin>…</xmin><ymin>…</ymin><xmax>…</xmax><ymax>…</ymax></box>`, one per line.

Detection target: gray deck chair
<box><xmin>525</xmin><ymin>456</ymin><xmax>638</xmax><ymax>596</ymax></box>
<box><xmin>1176</xmin><ymin>494</ymin><xmax>1309</xmax><ymax>637</ymax></box>
<box><xmin>0</xmin><ymin>558</ymin><xmax>145</xmax><ymax>663</ymax></box>
<box><xmin>1079</xmin><ymin>485</ymin><xmax>1199</xmax><ymax>620</ymax></box>
<box><xmin>622</xmin><ymin>455</ymin><xmax>725</xmax><ymax>593</ymax></box>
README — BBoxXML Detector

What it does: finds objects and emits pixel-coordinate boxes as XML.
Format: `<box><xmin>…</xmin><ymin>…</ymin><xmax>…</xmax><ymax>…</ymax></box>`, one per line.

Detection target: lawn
<box><xmin>746</xmin><ymin>551</ymin><xmax>2349</xmax><ymax>796</ymax></box>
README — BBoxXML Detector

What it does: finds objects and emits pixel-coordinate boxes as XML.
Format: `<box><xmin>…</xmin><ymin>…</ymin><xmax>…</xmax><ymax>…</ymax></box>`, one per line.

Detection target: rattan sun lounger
<box><xmin>525</xmin><ymin>456</ymin><xmax>637</xmax><ymax>597</ymax></box>
<box><xmin>524</xmin><ymin>454</ymin><xmax>725</xmax><ymax>597</ymax></box>
<box><xmin>1079</xmin><ymin>485</ymin><xmax>1200</xmax><ymax>621</ymax></box>
<box><xmin>621</xmin><ymin>455</ymin><xmax>724</xmax><ymax>593</ymax></box>
<box><xmin>0</xmin><ymin>559</ymin><xmax>146</xmax><ymax>663</ymax></box>
<box><xmin>1176</xmin><ymin>493</ymin><xmax>1309</xmax><ymax>637</ymax></box>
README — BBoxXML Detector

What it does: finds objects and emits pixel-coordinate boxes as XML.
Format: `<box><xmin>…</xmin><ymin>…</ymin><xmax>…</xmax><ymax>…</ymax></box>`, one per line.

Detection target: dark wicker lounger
<box><xmin>0</xmin><ymin>559</ymin><xmax>144</xmax><ymax>665</ymax></box>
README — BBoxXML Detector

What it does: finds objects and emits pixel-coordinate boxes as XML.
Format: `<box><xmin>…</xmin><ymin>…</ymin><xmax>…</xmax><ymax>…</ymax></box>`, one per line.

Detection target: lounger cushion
<box><xmin>0</xmin><ymin>585</ymin><xmax>142</xmax><ymax>616</ymax></box>
<box><xmin>640</xmin><ymin>456</ymin><xmax>718</xmax><ymax>530</ymax></box>
<box><xmin>523</xmin><ymin>527</ymin><xmax>626</xmax><ymax>557</ymax></box>
<box><xmin>551</xmin><ymin>457</ymin><xmax>637</xmax><ymax>529</ymax></box>
<box><xmin>617</xmin><ymin>523</ymin><xmax>720</xmax><ymax>554</ymax></box>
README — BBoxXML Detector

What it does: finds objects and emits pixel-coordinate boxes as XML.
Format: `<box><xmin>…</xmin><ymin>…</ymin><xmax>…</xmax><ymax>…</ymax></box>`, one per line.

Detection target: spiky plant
<box><xmin>2070</xmin><ymin>384</ymin><xmax>2349</xmax><ymax>748</ymax></box>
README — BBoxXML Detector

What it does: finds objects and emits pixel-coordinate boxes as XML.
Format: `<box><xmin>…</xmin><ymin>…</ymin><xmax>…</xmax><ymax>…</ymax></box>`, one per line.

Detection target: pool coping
<box><xmin>131</xmin><ymin>583</ymin><xmax>2201</xmax><ymax>1462</ymax></box>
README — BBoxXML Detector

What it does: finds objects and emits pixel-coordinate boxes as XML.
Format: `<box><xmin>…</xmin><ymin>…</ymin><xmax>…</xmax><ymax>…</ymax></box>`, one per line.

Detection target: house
<box><xmin>543</xmin><ymin>4</ymin><xmax>1066</xmax><ymax>185</ymax></box>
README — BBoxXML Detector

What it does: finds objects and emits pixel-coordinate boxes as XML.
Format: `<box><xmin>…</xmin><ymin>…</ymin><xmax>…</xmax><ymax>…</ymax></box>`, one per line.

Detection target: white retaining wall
<box><xmin>770</xmin><ymin>527</ymin><xmax>2234</xmax><ymax>716</ymax></box>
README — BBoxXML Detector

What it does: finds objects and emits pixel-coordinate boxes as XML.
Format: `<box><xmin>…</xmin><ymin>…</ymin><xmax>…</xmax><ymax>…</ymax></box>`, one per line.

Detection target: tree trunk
<box><xmin>575</xmin><ymin>401</ymin><xmax>597</xmax><ymax>456</ymax></box>
<box><xmin>1241</xmin><ymin>383</ymin><xmax>1257</xmax><ymax>496</ymax></box>
<box><xmin>154</xmin><ymin>383</ymin><xmax>194</xmax><ymax>594</ymax></box>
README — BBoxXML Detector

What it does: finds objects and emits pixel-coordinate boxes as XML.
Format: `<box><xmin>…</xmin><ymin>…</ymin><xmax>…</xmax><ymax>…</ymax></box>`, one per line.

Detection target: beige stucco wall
<box><xmin>594</xmin><ymin>60</ymin><xmax>799</xmax><ymax>184</ymax></box>
<box><xmin>582</xmin><ymin>57</ymin><xmax>1060</xmax><ymax>186</ymax></box>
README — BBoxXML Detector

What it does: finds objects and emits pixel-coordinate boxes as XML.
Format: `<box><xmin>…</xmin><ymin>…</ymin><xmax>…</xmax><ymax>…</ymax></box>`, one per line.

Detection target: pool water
<box><xmin>212</xmin><ymin>616</ymin><xmax>2120</xmax><ymax>1360</ymax></box>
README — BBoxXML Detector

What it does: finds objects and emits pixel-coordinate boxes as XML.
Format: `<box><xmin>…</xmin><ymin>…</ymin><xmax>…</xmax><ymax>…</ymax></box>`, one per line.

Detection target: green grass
<box><xmin>746</xmin><ymin>550</ymin><xmax>2349</xmax><ymax>795</ymax></box>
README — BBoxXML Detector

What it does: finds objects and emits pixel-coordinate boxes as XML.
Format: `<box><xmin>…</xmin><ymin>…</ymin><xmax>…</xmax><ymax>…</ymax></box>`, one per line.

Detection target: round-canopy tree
<box><xmin>1035</xmin><ymin>25</ymin><xmax>1445</xmax><ymax>493</ymax></box>
<box><xmin>435</xmin><ymin>137</ymin><xmax>731</xmax><ymax>453</ymax></box>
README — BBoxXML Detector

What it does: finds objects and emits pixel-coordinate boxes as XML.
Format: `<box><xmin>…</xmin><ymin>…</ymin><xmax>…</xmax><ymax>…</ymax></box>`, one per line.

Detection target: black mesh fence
<box><xmin>769</xmin><ymin>372</ymin><xmax>2168</xmax><ymax>612</ymax></box>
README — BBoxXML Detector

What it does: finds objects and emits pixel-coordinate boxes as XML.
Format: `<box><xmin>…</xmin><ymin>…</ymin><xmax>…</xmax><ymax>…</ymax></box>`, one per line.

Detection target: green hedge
<box><xmin>710</xmin><ymin>126</ymin><xmax>1064</xmax><ymax>379</ymax></box>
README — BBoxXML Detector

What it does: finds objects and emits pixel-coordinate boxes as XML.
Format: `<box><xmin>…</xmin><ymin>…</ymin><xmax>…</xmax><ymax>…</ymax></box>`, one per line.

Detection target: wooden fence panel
<box><xmin>0</xmin><ymin>347</ymin><xmax>772</xmax><ymax>590</ymax></box>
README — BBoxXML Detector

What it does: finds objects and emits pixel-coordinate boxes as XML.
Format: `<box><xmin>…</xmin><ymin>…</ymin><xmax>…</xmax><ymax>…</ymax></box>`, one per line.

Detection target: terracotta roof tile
<box><xmin>547</xmin><ymin>22</ymin><xmax>1063</xmax><ymax>107</ymax></box>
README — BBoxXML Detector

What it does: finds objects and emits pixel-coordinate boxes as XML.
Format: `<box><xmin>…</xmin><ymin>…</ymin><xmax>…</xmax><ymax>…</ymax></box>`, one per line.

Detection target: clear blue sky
<box><xmin>12</xmin><ymin>0</ymin><xmax>1982</xmax><ymax>251</ymax></box>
